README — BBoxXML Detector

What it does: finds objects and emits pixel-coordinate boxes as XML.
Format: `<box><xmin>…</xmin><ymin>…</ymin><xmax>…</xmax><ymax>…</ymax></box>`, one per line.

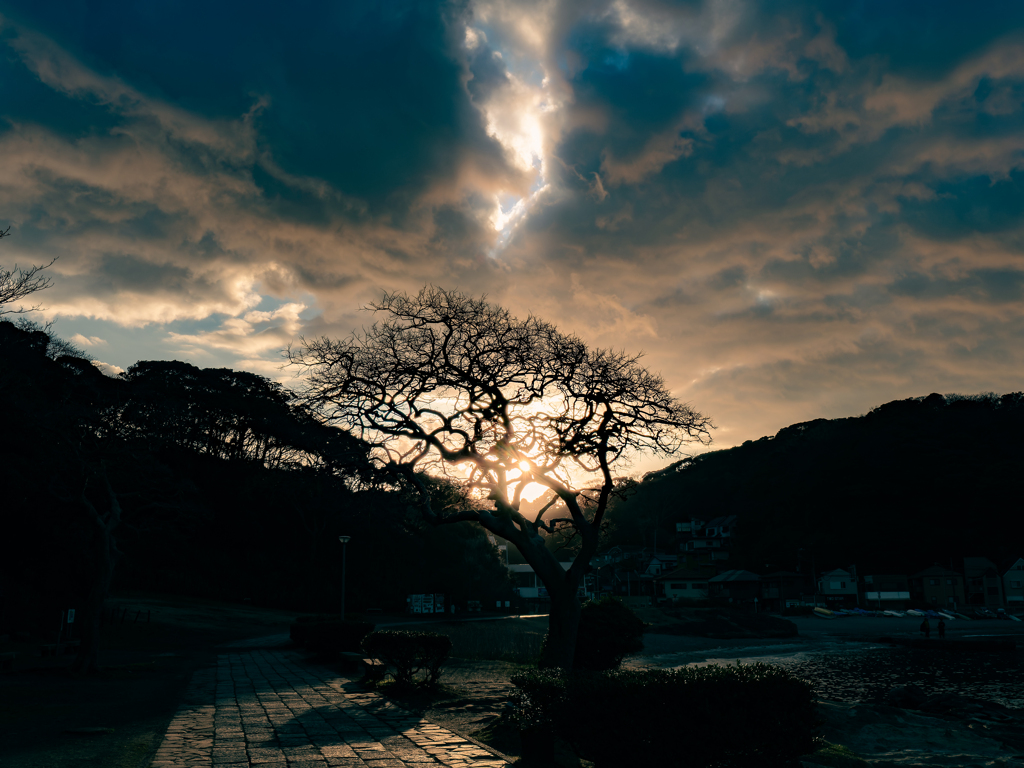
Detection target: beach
<box><xmin>629</xmin><ymin>614</ymin><xmax>1024</xmax><ymax>767</ymax></box>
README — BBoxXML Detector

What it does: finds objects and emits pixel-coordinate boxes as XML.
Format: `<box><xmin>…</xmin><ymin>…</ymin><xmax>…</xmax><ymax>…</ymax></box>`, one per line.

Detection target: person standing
<box><xmin>920</xmin><ymin>618</ymin><xmax>931</xmax><ymax>639</ymax></box>
<box><xmin>937</xmin><ymin>618</ymin><xmax>946</xmax><ymax>640</ymax></box>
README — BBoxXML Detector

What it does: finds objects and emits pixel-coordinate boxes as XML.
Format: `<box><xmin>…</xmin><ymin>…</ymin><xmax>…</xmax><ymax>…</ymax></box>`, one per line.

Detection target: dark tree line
<box><xmin>606</xmin><ymin>392</ymin><xmax>1024</xmax><ymax>575</ymax></box>
<box><xmin>0</xmin><ymin>320</ymin><xmax>513</xmax><ymax>672</ymax></box>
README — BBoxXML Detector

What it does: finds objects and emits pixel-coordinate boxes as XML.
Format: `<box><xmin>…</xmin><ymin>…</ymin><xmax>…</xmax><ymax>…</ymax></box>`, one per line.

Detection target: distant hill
<box><xmin>605</xmin><ymin>392</ymin><xmax>1024</xmax><ymax>574</ymax></box>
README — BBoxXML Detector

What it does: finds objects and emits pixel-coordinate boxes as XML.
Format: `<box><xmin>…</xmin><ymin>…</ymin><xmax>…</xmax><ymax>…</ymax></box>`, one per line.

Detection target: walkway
<box><xmin>150</xmin><ymin>649</ymin><xmax>509</xmax><ymax>768</ymax></box>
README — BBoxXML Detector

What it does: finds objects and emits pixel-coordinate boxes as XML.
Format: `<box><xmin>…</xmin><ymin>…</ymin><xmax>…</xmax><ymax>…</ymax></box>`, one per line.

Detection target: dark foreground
<box><xmin>4</xmin><ymin>602</ymin><xmax>1023</xmax><ymax>768</ymax></box>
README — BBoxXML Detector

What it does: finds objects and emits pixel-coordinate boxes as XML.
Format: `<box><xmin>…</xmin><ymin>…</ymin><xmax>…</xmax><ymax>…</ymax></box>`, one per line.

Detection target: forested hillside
<box><xmin>606</xmin><ymin>392</ymin><xmax>1024</xmax><ymax>574</ymax></box>
<box><xmin>0</xmin><ymin>321</ymin><xmax>512</xmax><ymax>646</ymax></box>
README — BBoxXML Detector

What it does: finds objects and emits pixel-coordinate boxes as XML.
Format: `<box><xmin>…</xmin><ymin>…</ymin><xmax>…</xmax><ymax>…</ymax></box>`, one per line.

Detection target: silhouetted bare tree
<box><xmin>289</xmin><ymin>286</ymin><xmax>713</xmax><ymax>668</ymax></box>
<box><xmin>0</xmin><ymin>227</ymin><xmax>56</xmax><ymax>316</ymax></box>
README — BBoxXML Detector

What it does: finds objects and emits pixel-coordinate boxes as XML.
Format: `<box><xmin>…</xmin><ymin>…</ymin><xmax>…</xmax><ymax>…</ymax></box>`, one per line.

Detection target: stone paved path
<box><xmin>151</xmin><ymin>650</ymin><xmax>509</xmax><ymax>768</ymax></box>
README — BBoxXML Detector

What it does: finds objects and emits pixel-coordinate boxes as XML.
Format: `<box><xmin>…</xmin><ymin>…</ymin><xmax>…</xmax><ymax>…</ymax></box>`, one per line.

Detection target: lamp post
<box><xmin>338</xmin><ymin>536</ymin><xmax>351</xmax><ymax>621</ymax></box>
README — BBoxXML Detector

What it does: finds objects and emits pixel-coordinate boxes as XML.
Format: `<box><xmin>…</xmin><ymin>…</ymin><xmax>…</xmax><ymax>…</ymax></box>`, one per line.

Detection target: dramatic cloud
<box><xmin>2</xmin><ymin>0</ymin><xmax>1024</xmax><ymax>468</ymax></box>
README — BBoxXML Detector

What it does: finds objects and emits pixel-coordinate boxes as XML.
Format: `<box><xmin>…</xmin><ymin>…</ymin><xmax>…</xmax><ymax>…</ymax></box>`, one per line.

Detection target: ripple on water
<box><xmin>659</xmin><ymin>645</ymin><xmax>1024</xmax><ymax>709</ymax></box>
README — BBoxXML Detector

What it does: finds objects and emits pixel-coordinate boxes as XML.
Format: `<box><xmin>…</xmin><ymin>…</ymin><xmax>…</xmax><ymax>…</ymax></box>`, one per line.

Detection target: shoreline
<box><xmin>630</xmin><ymin>614</ymin><xmax>1024</xmax><ymax>667</ymax></box>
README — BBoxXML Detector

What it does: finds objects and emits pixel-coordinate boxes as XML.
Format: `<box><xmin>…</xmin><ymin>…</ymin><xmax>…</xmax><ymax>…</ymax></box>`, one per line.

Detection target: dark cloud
<box><xmin>831</xmin><ymin>0</ymin><xmax>1024</xmax><ymax>77</ymax></box>
<box><xmin>4</xmin><ymin>0</ymin><xmax>1024</xmax><ymax>462</ymax></box>
<box><xmin>2</xmin><ymin>0</ymin><xmax>518</xmax><ymax>210</ymax></box>
<box><xmin>87</xmin><ymin>254</ymin><xmax>194</xmax><ymax>294</ymax></box>
<box><xmin>890</xmin><ymin>269</ymin><xmax>1024</xmax><ymax>303</ymax></box>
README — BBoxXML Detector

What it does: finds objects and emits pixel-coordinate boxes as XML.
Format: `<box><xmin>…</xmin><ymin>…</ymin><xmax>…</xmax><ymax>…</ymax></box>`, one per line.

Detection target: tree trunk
<box><xmin>71</xmin><ymin>526</ymin><xmax>116</xmax><ymax>674</ymax></box>
<box><xmin>69</xmin><ymin>469</ymin><xmax>122</xmax><ymax>675</ymax></box>
<box><xmin>539</xmin><ymin>586</ymin><xmax>582</xmax><ymax>669</ymax></box>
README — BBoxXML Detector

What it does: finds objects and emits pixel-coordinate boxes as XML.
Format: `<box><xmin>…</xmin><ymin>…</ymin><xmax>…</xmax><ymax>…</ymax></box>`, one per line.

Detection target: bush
<box><xmin>508</xmin><ymin>663</ymin><xmax>820</xmax><ymax>768</ymax></box>
<box><xmin>290</xmin><ymin>616</ymin><xmax>374</xmax><ymax>656</ymax></box>
<box><xmin>540</xmin><ymin>597</ymin><xmax>646</xmax><ymax>671</ymax></box>
<box><xmin>575</xmin><ymin>597</ymin><xmax>646</xmax><ymax>670</ymax></box>
<box><xmin>362</xmin><ymin>630</ymin><xmax>452</xmax><ymax>688</ymax></box>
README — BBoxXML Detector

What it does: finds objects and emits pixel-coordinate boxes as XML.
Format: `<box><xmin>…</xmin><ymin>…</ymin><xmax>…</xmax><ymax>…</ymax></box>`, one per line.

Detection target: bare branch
<box><xmin>288</xmin><ymin>285</ymin><xmax>713</xmax><ymax>668</ymax></box>
<box><xmin>289</xmin><ymin>285</ymin><xmax>712</xmax><ymax>539</ymax></box>
<box><xmin>0</xmin><ymin>229</ymin><xmax>56</xmax><ymax>316</ymax></box>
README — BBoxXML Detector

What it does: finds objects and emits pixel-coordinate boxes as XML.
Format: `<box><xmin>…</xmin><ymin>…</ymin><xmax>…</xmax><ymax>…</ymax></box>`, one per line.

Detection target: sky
<box><xmin>2</xmin><ymin>0</ymin><xmax>1024</xmax><ymax>473</ymax></box>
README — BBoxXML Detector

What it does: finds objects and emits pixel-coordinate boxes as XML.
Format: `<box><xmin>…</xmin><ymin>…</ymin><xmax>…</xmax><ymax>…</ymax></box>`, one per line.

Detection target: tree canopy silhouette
<box><xmin>289</xmin><ymin>286</ymin><xmax>713</xmax><ymax>668</ymax></box>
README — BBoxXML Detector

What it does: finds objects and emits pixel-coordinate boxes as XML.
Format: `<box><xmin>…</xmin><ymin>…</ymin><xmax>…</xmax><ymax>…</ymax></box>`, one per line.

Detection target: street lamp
<box><xmin>339</xmin><ymin>536</ymin><xmax>351</xmax><ymax>621</ymax></box>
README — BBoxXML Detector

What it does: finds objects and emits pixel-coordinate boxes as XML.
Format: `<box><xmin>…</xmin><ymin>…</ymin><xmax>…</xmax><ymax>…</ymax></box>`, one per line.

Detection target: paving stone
<box><xmin>150</xmin><ymin>649</ymin><xmax>509</xmax><ymax>768</ymax></box>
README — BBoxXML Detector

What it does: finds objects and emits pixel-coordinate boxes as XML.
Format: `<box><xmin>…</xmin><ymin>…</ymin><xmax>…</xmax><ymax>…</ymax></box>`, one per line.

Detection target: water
<box><xmin>646</xmin><ymin>643</ymin><xmax>1024</xmax><ymax>709</ymax></box>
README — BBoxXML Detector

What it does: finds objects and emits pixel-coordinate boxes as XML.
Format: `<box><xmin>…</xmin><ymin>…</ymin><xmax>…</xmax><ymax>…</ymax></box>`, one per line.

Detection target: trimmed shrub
<box><xmin>574</xmin><ymin>597</ymin><xmax>646</xmax><ymax>670</ymax></box>
<box><xmin>539</xmin><ymin>597</ymin><xmax>646</xmax><ymax>671</ymax></box>
<box><xmin>362</xmin><ymin>630</ymin><xmax>452</xmax><ymax>688</ymax></box>
<box><xmin>505</xmin><ymin>669</ymin><xmax>567</xmax><ymax>764</ymax></box>
<box><xmin>508</xmin><ymin>663</ymin><xmax>820</xmax><ymax>768</ymax></box>
<box><xmin>506</xmin><ymin>669</ymin><xmax>568</xmax><ymax>732</ymax></box>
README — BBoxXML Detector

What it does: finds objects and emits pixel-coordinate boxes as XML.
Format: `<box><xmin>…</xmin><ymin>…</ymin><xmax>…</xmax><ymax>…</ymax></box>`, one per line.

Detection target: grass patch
<box><xmin>426</xmin><ymin>618</ymin><xmax>546</xmax><ymax>663</ymax></box>
<box><xmin>803</xmin><ymin>739</ymin><xmax>869</xmax><ymax>767</ymax></box>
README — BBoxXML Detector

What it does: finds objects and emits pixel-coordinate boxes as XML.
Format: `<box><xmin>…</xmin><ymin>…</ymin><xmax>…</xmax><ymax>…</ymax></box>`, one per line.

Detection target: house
<box><xmin>674</xmin><ymin>518</ymin><xmax>705</xmax><ymax>534</ymax></box>
<box><xmin>703</xmin><ymin>515</ymin><xmax>737</xmax><ymax>540</ymax></box>
<box><xmin>683</xmin><ymin>538</ymin><xmax>723</xmax><ymax>552</ymax></box>
<box><xmin>642</xmin><ymin>553</ymin><xmax>678</xmax><ymax>576</ymax></box>
<box><xmin>594</xmin><ymin>545</ymin><xmax>646</xmax><ymax>566</ymax></box>
<box><xmin>656</xmin><ymin>567</ymin><xmax>712</xmax><ymax>602</ymax></box>
<box><xmin>964</xmin><ymin>557</ymin><xmax>1005</xmax><ymax>608</ymax></box>
<box><xmin>860</xmin><ymin>574</ymin><xmax>912</xmax><ymax>610</ymax></box>
<box><xmin>910</xmin><ymin>565</ymin><xmax>965</xmax><ymax>610</ymax></box>
<box><xmin>1003</xmin><ymin>558</ymin><xmax>1024</xmax><ymax>608</ymax></box>
<box><xmin>708</xmin><ymin>569</ymin><xmax>761</xmax><ymax>606</ymax></box>
<box><xmin>759</xmin><ymin>571</ymin><xmax>807</xmax><ymax>612</ymax></box>
<box><xmin>508</xmin><ymin>562</ymin><xmax>571</xmax><ymax>599</ymax></box>
<box><xmin>817</xmin><ymin>567</ymin><xmax>859</xmax><ymax>607</ymax></box>
<box><xmin>679</xmin><ymin>516</ymin><xmax>735</xmax><ymax>571</ymax></box>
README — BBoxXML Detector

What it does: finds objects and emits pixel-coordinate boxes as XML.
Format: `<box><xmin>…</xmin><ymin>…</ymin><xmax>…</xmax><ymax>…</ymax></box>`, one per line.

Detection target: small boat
<box><xmin>906</xmin><ymin>609</ymin><xmax>925</xmax><ymax>617</ymax></box>
<box><xmin>925</xmin><ymin>610</ymin><xmax>941</xmax><ymax>618</ymax></box>
<box><xmin>954</xmin><ymin>613</ymin><xmax>972</xmax><ymax>620</ymax></box>
<box><xmin>884</xmin><ymin>610</ymin><xmax>906</xmax><ymax>617</ymax></box>
<box><xmin>814</xmin><ymin>607</ymin><xmax>837</xmax><ymax>619</ymax></box>
<box><xmin>937</xmin><ymin>612</ymin><xmax>956</xmax><ymax>620</ymax></box>
<box><xmin>1008</xmin><ymin>614</ymin><xmax>1022</xmax><ymax>622</ymax></box>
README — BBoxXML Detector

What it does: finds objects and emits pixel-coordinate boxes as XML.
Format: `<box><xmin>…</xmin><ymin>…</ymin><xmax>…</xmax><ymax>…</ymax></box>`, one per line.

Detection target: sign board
<box><xmin>67</xmin><ymin>609</ymin><xmax>75</xmax><ymax>624</ymax></box>
<box><xmin>407</xmin><ymin>594</ymin><xmax>445</xmax><ymax>614</ymax></box>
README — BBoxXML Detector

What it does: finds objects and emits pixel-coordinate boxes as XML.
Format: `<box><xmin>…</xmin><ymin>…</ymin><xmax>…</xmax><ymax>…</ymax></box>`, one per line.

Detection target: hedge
<box><xmin>539</xmin><ymin>597</ymin><xmax>647</xmax><ymax>671</ymax></box>
<box><xmin>508</xmin><ymin>663</ymin><xmax>820</xmax><ymax>767</ymax></box>
<box><xmin>362</xmin><ymin>630</ymin><xmax>452</xmax><ymax>688</ymax></box>
<box><xmin>573</xmin><ymin>597</ymin><xmax>646</xmax><ymax>670</ymax></box>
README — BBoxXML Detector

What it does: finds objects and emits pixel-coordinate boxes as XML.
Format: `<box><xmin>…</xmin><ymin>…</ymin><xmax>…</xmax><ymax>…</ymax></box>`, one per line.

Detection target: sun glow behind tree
<box><xmin>289</xmin><ymin>286</ymin><xmax>712</xmax><ymax>668</ymax></box>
